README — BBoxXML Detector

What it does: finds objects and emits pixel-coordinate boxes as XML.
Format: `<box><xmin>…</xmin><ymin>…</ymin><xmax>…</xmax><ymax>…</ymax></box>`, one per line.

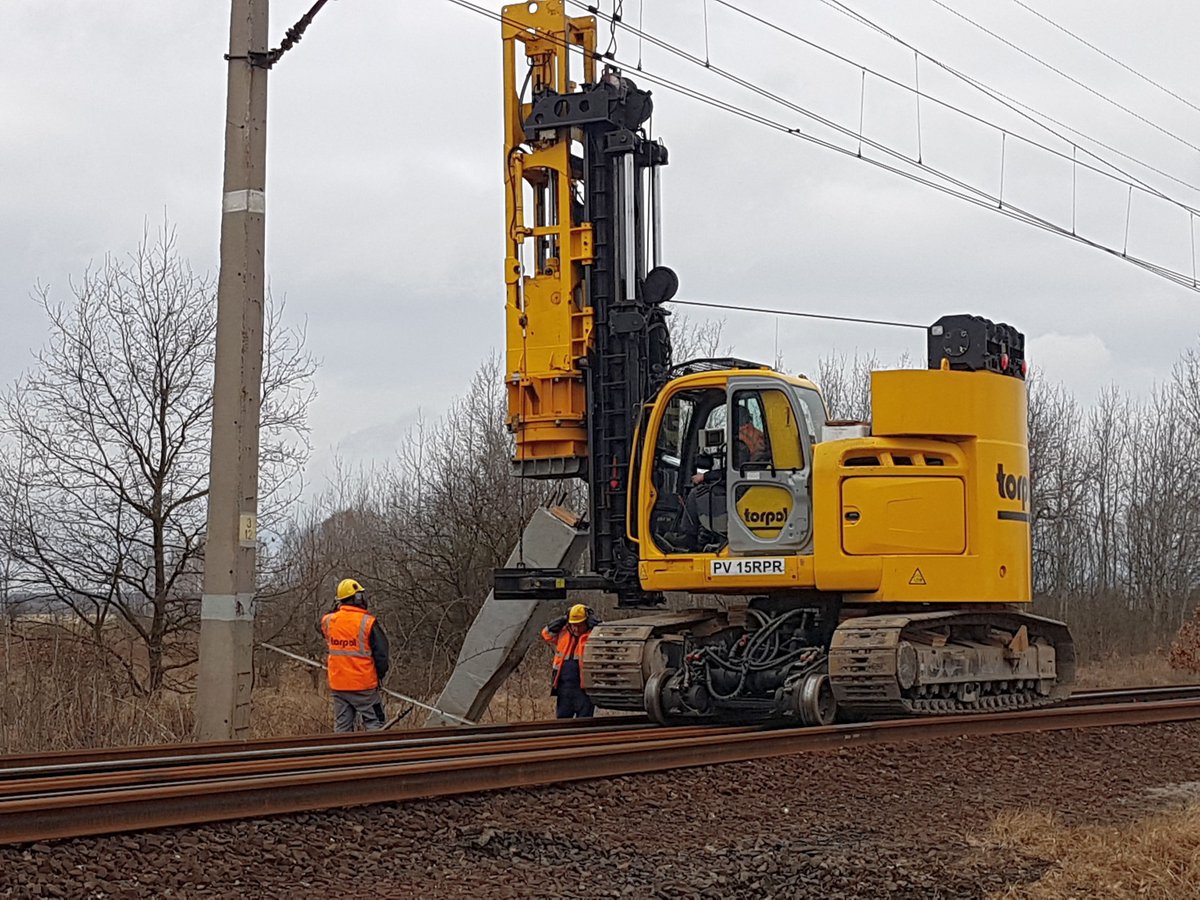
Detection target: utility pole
<box><xmin>196</xmin><ymin>0</ymin><xmax>270</xmax><ymax>741</ymax></box>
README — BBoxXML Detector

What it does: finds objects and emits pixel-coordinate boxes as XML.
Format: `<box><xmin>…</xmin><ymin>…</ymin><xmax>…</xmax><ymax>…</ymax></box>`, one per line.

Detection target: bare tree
<box><xmin>261</xmin><ymin>355</ymin><xmax>570</xmax><ymax>693</ymax></box>
<box><xmin>670</xmin><ymin>314</ymin><xmax>727</xmax><ymax>361</ymax></box>
<box><xmin>0</xmin><ymin>438</ymin><xmax>28</xmax><ymax>623</ymax></box>
<box><xmin>0</xmin><ymin>227</ymin><xmax>315</xmax><ymax>692</ymax></box>
<box><xmin>1027</xmin><ymin>375</ymin><xmax>1093</xmax><ymax>620</ymax></box>
<box><xmin>817</xmin><ymin>351</ymin><xmax>881</xmax><ymax>421</ymax></box>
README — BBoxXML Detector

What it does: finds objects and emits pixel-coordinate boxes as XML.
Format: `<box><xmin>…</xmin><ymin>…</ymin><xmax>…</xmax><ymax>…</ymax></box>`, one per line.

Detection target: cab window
<box><xmin>648</xmin><ymin>387</ymin><xmax>726</xmax><ymax>553</ymax></box>
<box><xmin>731</xmin><ymin>389</ymin><xmax>803</xmax><ymax>471</ymax></box>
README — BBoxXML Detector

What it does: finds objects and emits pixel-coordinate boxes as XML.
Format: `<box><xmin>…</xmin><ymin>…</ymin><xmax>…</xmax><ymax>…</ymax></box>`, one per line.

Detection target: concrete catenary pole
<box><xmin>196</xmin><ymin>0</ymin><xmax>269</xmax><ymax>741</ymax></box>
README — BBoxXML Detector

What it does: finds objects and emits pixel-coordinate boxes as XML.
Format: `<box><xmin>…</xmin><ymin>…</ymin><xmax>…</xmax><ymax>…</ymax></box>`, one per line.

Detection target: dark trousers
<box><xmin>332</xmin><ymin>688</ymin><xmax>385</xmax><ymax>733</ymax></box>
<box><xmin>555</xmin><ymin>681</ymin><xmax>595</xmax><ymax>718</ymax></box>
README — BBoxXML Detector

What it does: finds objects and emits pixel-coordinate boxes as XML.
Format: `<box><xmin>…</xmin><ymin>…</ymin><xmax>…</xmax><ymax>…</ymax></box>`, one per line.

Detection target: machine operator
<box><xmin>677</xmin><ymin>404</ymin><xmax>769</xmax><ymax>550</ymax></box>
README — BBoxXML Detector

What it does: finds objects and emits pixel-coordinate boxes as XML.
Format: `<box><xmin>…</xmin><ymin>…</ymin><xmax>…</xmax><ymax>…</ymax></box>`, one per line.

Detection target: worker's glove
<box><xmin>548</xmin><ymin>615</ymin><xmax>568</xmax><ymax>633</ymax></box>
<box><xmin>586</xmin><ymin>613</ymin><xmax>601</xmax><ymax>629</ymax></box>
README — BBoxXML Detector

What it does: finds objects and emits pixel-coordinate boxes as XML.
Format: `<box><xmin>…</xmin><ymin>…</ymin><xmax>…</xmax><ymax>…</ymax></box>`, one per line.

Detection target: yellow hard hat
<box><xmin>336</xmin><ymin>578</ymin><xmax>365</xmax><ymax>602</ymax></box>
<box><xmin>568</xmin><ymin>603</ymin><xmax>588</xmax><ymax>624</ymax></box>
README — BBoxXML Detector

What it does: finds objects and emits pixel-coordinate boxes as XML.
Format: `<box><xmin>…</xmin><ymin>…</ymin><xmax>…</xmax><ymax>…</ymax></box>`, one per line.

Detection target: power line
<box><xmin>813</xmin><ymin>0</ymin><xmax>1200</xmax><ymax>198</ymax></box>
<box><xmin>1011</xmin><ymin>0</ymin><xmax>1200</xmax><ymax>117</ymax></box>
<box><xmin>670</xmin><ymin>299</ymin><xmax>925</xmax><ymax>330</ymax></box>
<box><xmin>586</xmin><ymin>0</ymin><xmax>1200</xmax><ymax>252</ymax></box>
<box><xmin>590</xmin><ymin>60</ymin><xmax>1200</xmax><ymax>294</ymax></box>
<box><xmin>443</xmin><ymin>0</ymin><xmax>1200</xmax><ymax>294</ymax></box>
<box><xmin>711</xmin><ymin>0</ymin><xmax>1200</xmax><ymax>203</ymax></box>
<box><xmin>926</xmin><ymin>0</ymin><xmax>1200</xmax><ymax>154</ymax></box>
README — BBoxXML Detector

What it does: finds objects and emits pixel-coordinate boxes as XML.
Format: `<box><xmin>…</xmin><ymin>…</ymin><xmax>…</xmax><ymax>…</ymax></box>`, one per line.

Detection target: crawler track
<box><xmin>1</xmin><ymin>686</ymin><xmax>1198</xmax><ymax>845</ymax></box>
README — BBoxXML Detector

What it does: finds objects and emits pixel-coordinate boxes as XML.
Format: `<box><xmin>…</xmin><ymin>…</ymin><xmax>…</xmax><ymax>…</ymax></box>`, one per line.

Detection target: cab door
<box><xmin>725</xmin><ymin>377</ymin><xmax>813</xmax><ymax>553</ymax></box>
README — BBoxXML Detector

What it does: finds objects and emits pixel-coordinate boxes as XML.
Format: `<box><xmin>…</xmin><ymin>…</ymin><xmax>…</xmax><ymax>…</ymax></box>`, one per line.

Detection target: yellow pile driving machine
<box><xmin>493</xmin><ymin>2</ymin><xmax>1074</xmax><ymax>724</ymax></box>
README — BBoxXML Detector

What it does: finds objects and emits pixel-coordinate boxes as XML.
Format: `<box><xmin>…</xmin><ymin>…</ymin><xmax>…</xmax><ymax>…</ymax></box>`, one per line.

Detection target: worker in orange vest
<box><xmin>321</xmin><ymin>578</ymin><xmax>390</xmax><ymax>732</ymax></box>
<box><xmin>541</xmin><ymin>603</ymin><xmax>597</xmax><ymax>718</ymax></box>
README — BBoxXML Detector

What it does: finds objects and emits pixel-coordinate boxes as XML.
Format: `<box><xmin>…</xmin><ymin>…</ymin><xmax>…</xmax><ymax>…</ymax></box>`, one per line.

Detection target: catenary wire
<box><xmin>467</xmin><ymin>0</ymin><xmax>1193</xmax><ymax>221</ymax></box>
<box><xmin>443</xmin><ymin>0</ymin><xmax>1200</xmax><ymax>293</ymax></box>
<box><xmin>591</xmin><ymin>61</ymin><xmax>1200</xmax><ymax>293</ymax></box>
<box><xmin>583</xmin><ymin>1</ymin><xmax>1164</xmax><ymax>212</ymax></box>
<box><xmin>814</xmin><ymin>0</ymin><xmax>1200</xmax><ymax>198</ymax></box>
<box><xmin>669</xmin><ymin>300</ymin><xmax>926</xmax><ymax>330</ymax></box>
<box><xmin>703</xmin><ymin>0</ymin><xmax>1200</xmax><ymax>206</ymax></box>
<box><xmin>582</xmin><ymin>0</ymin><xmax>1200</xmax><ymax>238</ymax></box>
<box><xmin>926</xmin><ymin>0</ymin><xmax>1200</xmax><ymax>153</ymax></box>
<box><xmin>1011</xmin><ymin>0</ymin><xmax>1200</xmax><ymax>116</ymax></box>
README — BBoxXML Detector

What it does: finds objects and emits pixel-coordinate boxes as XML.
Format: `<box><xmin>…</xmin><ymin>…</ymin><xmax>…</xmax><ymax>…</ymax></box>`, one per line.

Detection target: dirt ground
<box><xmin>4</xmin><ymin>720</ymin><xmax>1200</xmax><ymax>898</ymax></box>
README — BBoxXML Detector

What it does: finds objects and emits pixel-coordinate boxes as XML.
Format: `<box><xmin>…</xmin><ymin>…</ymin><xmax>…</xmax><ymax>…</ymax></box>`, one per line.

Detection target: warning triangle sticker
<box><xmin>909</xmin><ymin>568</ymin><xmax>927</xmax><ymax>586</ymax></box>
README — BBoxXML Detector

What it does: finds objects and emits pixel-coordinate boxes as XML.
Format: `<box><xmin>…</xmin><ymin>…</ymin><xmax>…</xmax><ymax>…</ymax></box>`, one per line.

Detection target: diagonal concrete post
<box><xmin>426</xmin><ymin>505</ymin><xmax>588</xmax><ymax>726</ymax></box>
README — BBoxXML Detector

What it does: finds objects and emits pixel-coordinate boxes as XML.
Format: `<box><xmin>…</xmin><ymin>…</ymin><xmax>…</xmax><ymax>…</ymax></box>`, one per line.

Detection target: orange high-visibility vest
<box><xmin>541</xmin><ymin>625</ymin><xmax>591</xmax><ymax>689</ymax></box>
<box><xmin>321</xmin><ymin>605</ymin><xmax>379</xmax><ymax>692</ymax></box>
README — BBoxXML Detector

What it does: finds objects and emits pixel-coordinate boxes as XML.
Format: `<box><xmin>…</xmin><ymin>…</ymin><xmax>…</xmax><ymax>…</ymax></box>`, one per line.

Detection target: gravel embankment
<box><xmin>4</xmin><ymin>721</ymin><xmax>1200</xmax><ymax>898</ymax></box>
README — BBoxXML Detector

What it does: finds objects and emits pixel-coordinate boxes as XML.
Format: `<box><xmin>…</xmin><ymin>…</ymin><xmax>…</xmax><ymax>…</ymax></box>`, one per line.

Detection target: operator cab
<box><xmin>644</xmin><ymin>368</ymin><xmax>827</xmax><ymax>556</ymax></box>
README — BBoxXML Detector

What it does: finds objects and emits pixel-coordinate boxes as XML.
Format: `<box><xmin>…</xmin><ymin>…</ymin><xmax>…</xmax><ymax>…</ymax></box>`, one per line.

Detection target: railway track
<box><xmin>2</xmin><ymin>685</ymin><xmax>1198</xmax><ymax>845</ymax></box>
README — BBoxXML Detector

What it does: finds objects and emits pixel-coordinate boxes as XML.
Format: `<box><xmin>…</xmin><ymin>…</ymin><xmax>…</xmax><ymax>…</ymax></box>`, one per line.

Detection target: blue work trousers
<box><xmin>555</xmin><ymin>681</ymin><xmax>595</xmax><ymax>719</ymax></box>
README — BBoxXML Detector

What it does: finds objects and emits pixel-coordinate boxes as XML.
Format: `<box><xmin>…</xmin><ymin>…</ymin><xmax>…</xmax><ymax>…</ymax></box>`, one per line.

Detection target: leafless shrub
<box><xmin>0</xmin><ymin>619</ymin><xmax>193</xmax><ymax>753</ymax></box>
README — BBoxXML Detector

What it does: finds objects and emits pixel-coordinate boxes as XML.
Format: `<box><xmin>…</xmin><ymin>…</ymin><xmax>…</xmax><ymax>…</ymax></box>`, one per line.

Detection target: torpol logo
<box><xmin>742</xmin><ymin>507</ymin><xmax>789</xmax><ymax>529</ymax></box>
<box><xmin>995</xmin><ymin>463</ymin><xmax>1029</xmax><ymax>511</ymax></box>
<box><xmin>736</xmin><ymin>486</ymin><xmax>794</xmax><ymax>538</ymax></box>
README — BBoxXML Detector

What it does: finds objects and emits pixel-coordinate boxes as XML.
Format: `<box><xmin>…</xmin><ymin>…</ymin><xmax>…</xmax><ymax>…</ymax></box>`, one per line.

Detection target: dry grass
<box><xmin>987</xmin><ymin>803</ymin><xmax>1200</xmax><ymax>899</ymax></box>
<box><xmin>10</xmin><ymin>629</ymin><xmax>1189</xmax><ymax>755</ymax></box>
<box><xmin>1073</xmin><ymin>651</ymin><xmax>1197</xmax><ymax>690</ymax></box>
<box><xmin>0</xmin><ymin>623</ymin><xmax>194</xmax><ymax>753</ymax></box>
<box><xmin>250</xmin><ymin>666</ymin><xmax>330</xmax><ymax>738</ymax></box>
<box><xmin>0</xmin><ymin>618</ymin><xmax>567</xmax><ymax>754</ymax></box>
<box><xmin>479</xmin><ymin>650</ymin><xmax>559</xmax><ymax>723</ymax></box>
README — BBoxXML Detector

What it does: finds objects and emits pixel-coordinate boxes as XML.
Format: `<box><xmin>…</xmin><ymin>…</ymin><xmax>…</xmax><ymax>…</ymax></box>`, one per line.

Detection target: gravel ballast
<box><xmin>3</xmin><ymin>721</ymin><xmax>1200</xmax><ymax>898</ymax></box>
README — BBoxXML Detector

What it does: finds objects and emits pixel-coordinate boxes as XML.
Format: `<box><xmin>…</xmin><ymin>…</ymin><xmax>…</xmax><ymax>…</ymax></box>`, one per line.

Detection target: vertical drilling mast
<box><xmin>502</xmin><ymin>1</ymin><xmax>674</xmax><ymax>598</ymax></box>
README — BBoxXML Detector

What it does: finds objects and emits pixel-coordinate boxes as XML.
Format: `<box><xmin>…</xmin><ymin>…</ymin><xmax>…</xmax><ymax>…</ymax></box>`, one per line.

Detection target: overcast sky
<box><xmin>4</xmin><ymin>1</ymin><xmax>1200</xmax><ymax>491</ymax></box>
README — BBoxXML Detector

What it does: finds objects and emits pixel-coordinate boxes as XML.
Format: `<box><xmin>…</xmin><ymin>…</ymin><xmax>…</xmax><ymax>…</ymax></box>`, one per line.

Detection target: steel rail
<box><xmin>0</xmin><ymin>717</ymin><xmax>656</xmax><ymax>783</ymax></box>
<box><xmin>0</xmin><ymin>685</ymin><xmax>1195</xmax><ymax>783</ymax></box>
<box><xmin>0</xmin><ymin>724</ymin><xmax>740</xmax><ymax>799</ymax></box>
<box><xmin>2</xmin><ymin>696</ymin><xmax>1199</xmax><ymax>844</ymax></box>
<box><xmin>0</xmin><ymin>713</ymin><xmax>648</xmax><ymax>772</ymax></box>
<box><xmin>1063</xmin><ymin>684</ymin><xmax>1200</xmax><ymax>705</ymax></box>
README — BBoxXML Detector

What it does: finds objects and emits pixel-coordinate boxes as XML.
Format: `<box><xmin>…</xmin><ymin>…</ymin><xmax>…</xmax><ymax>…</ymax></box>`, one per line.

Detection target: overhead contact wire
<box><xmin>814</xmin><ymin>0</ymin><xmax>1200</xmax><ymax>198</ymax></box>
<box><xmin>445</xmin><ymin>0</ymin><xmax>1200</xmax><ymax>293</ymax></box>
<box><xmin>592</xmin><ymin>63</ymin><xmax>1200</xmax><ymax>293</ymax></box>
<box><xmin>927</xmin><ymin>0</ymin><xmax>1200</xmax><ymax>154</ymax></box>
<box><xmin>578</xmin><ymin>2</ymin><xmax>1200</xmax><ymax>288</ymax></box>
<box><xmin>716</xmin><ymin>0</ymin><xmax>1200</xmax><ymax>205</ymax></box>
<box><xmin>1012</xmin><ymin>0</ymin><xmax>1200</xmax><ymax>116</ymax></box>
<box><xmin>669</xmin><ymin>300</ymin><xmax>925</xmax><ymax>330</ymax></box>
